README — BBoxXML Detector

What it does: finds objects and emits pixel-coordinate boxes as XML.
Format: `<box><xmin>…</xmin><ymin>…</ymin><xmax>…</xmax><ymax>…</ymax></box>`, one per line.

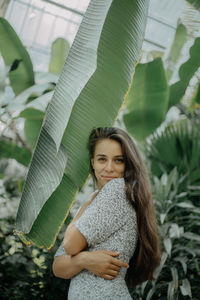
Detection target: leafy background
<box><xmin>1</xmin><ymin>0</ymin><xmax>200</xmax><ymax>299</ymax></box>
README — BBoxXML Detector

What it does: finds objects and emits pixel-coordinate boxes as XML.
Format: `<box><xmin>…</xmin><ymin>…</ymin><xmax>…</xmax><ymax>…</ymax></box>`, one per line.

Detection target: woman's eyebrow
<box><xmin>96</xmin><ymin>154</ymin><xmax>124</xmax><ymax>157</ymax></box>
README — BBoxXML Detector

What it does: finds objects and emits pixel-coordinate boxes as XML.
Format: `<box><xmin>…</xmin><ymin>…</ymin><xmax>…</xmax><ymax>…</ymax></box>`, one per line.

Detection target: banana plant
<box><xmin>123</xmin><ymin>24</ymin><xmax>200</xmax><ymax>142</ymax></box>
<box><xmin>165</xmin><ymin>22</ymin><xmax>187</xmax><ymax>82</ymax></box>
<box><xmin>49</xmin><ymin>38</ymin><xmax>70</xmax><ymax>75</ymax></box>
<box><xmin>0</xmin><ymin>18</ymin><xmax>35</xmax><ymax>95</ymax></box>
<box><xmin>123</xmin><ymin>57</ymin><xmax>169</xmax><ymax>141</ymax></box>
<box><xmin>15</xmin><ymin>0</ymin><xmax>150</xmax><ymax>249</ymax></box>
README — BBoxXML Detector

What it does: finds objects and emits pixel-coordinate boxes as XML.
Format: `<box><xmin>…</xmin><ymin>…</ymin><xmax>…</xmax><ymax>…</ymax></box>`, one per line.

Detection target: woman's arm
<box><xmin>63</xmin><ymin>192</ymin><xmax>98</xmax><ymax>256</ymax></box>
<box><xmin>53</xmin><ymin>250</ymin><xmax>129</xmax><ymax>280</ymax></box>
<box><xmin>52</xmin><ymin>251</ymin><xmax>86</xmax><ymax>279</ymax></box>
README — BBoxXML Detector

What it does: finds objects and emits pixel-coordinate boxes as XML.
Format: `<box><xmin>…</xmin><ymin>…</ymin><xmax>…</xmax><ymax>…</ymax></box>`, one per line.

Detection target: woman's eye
<box><xmin>98</xmin><ymin>157</ymin><xmax>105</xmax><ymax>161</ymax></box>
<box><xmin>116</xmin><ymin>159</ymin><xmax>124</xmax><ymax>163</ymax></box>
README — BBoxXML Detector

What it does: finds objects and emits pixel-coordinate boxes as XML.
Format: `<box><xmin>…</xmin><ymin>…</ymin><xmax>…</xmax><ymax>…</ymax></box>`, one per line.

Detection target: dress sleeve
<box><xmin>54</xmin><ymin>203</ymin><xmax>83</xmax><ymax>257</ymax></box>
<box><xmin>74</xmin><ymin>178</ymin><xmax>129</xmax><ymax>247</ymax></box>
<box><xmin>54</xmin><ymin>241</ymin><xmax>65</xmax><ymax>257</ymax></box>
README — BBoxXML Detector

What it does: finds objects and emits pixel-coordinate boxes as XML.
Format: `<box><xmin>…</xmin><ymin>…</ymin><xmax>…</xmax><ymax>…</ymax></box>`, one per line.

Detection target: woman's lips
<box><xmin>102</xmin><ymin>176</ymin><xmax>116</xmax><ymax>179</ymax></box>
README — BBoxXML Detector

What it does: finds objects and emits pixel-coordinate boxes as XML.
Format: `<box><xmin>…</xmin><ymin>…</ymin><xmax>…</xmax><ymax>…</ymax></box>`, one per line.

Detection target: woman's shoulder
<box><xmin>100</xmin><ymin>178</ymin><xmax>126</xmax><ymax>198</ymax></box>
<box><xmin>104</xmin><ymin>177</ymin><xmax>125</xmax><ymax>190</ymax></box>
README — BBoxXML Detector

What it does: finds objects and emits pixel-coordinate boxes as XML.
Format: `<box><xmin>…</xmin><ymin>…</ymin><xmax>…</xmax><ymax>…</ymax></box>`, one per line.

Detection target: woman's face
<box><xmin>91</xmin><ymin>138</ymin><xmax>125</xmax><ymax>190</ymax></box>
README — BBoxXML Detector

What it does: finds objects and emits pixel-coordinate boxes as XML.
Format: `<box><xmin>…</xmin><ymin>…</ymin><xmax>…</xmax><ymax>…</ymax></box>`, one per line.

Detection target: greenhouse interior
<box><xmin>0</xmin><ymin>0</ymin><xmax>200</xmax><ymax>299</ymax></box>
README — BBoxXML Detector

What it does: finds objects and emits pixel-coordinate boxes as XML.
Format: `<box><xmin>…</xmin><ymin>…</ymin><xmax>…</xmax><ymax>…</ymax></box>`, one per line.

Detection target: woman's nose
<box><xmin>105</xmin><ymin>160</ymin><xmax>113</xmax><ymax>171</ymax></box>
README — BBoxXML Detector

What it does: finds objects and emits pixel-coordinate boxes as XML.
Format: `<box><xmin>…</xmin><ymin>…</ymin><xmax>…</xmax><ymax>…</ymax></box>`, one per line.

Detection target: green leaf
<box><xmin>153</xmin><ymin>251</ymin><xmax>168</xmax><ymax>280</ymax></box>
<box><xmin>146</xmin><ymin>119</ymin><xmax>200</xmax><ymax>178</ymax></box>
<box><xmin>0</xmin><ymin>138</ymin><xmax>31</xmax><ymax>166</ymax></box>
<box><xmin>49</xmin><ymin>38</ymin><xmax>70</xmax><ymax>75</ymax></box>
<box><xmin>24</xmin><ymin>118</ymin><xmax>44</xmax><ymax>149</ymax></box>
<box><xmin>146</xmin><ymin>286</ymin><xmax>156</xmax><ymax>300</ymax></box>
<box><xmin>174</xmin><ymin>257</ymin><xmax>187</xmax><ymax>274</ymax></box>
<box><xmin>169</xmin><ymin>223</ymin><xmax>182</xmax><ymax>238</ymax></box>
<box><xmin>166</xmin><ymin>23</ymin><xmax>187</xmax><ymax>81</ymax></box>
<box><xmin>167</xmin><ymin>281</ymin><xmax>175</xmax><ymax>300</ymax></box>
<box><xmin>19</xmin><ymin>92</ymin><xmax>53</xmax><ymax>149</ymax></box>
<box><xmin>186</xmin><ymin>0</ymin><xmax>200</xmax><ymax>11</ymax></box>
<box><xmin>182</xmin><ymin>232</ymin><xmax>200</xmax><ymax>242</ymax></box>
<box><xmin>15</xmin><ymin>0</ymin><xmax>150</xmax><ymax>249</ymax></box>
<box><xmin>164</xmin><ymin>238</ymin><xmax>172</xmax><ymax>256</ymax></box>
<box><xmin>171</xmin><ymin>267</ymin><xmax>179</xmax><ymax>291</ymax></box>
<box><xmin>0</xmin><ymin>18</ymin><xmax>34</xmax><ymax>95</ymax></box>
<box><xmin>168</xmin><ymin>37</ymin><xmax>200</xmax><ymax>108</ymax></box>
<box><xmin>7</xmin><ymin>83</ymin><xmax>54</xmax><ymax>114</ymax></box>
<box><xmin>124</xmin><ymin>58</ymin><xmax>169</xmax><ymax>141</ymax></box>
<box><xmin>176</xmin><ymin>202</ymin><xmax>194</xmax><ymax>209</ymax></box>
<box><xmin>180</xmin><ymin>279</ymin><xmax>192</xmax><ymax>298</ymax></box>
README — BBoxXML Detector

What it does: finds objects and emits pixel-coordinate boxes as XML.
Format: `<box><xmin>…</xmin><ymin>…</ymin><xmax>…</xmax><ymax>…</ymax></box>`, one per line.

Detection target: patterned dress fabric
<box><xmin>55</xmin><ymin>178</ymin><xmax>138</xmax><ymax>299</ymax></box>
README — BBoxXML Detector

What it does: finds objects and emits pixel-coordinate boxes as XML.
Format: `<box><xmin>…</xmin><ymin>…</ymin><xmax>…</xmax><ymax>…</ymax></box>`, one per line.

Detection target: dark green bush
<box><xmin>0</xmin><ymin>216</ymin><xmax>71</xmax><ymax>300</ymax></box>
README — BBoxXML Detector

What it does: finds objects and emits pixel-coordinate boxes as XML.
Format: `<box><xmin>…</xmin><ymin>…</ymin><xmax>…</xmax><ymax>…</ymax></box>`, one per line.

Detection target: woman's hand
<box><xmin>80</xmin><ymin>250</ymin><xmax>129</xmax><ymax>280</ymax></box>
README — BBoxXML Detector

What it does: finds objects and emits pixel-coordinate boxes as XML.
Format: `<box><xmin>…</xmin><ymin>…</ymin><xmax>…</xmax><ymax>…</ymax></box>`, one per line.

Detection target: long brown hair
<box><xmin>88</xmin><ymin>127</ymin><xmax>161</xmax><ymax>287</ymax></box>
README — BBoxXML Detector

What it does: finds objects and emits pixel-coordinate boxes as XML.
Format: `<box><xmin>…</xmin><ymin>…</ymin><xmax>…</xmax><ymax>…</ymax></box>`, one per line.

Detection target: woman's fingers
<box><xmin>106</xmin><ymin>269</ymin><xmax>119</xmax><ymax>277</ymax></box>
<box><xmin>103</xmin><ymin>274</ymin><xmax>115</xmax><ymax>280</ymax></box>
<box><xmin>111</xmin><ymin>257</ymin><xmax>129</xmax><ymax>268</ymax></box>
<box><xmin>102</xmin><ymin>250</ymin><xmax>120</xmax><ymax>256</ymax></box>
<box><xmin>109</xmin><ymin>264</ymin><xmax>120</xmax><ymax>272</ymax></box>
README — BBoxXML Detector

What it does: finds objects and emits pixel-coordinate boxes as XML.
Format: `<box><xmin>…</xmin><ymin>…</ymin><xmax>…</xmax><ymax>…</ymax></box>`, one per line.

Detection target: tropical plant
<box><xmin>131</xmin><ymin>168</ymin><xmax>200</xmax><ymax>300</ymax></box>
<box><xmin>0</xmin><ymin>161</ymin><xmax>72</xmax><ymax>300</ymax></box>
<box><xmin>123</xmin><ymin>18</ymin><xmax>200</xmax><ymax>142</ymax></box>
<box><xmin>14</xmin><ymin>0</ymin><xmax>150</xmax><ymax>250</ymax></box>
<box><xmin>146</xmin><ymin>117</ymin><xmax>200</xmax><ymax>200</ymax></box>
<box><xmin>133</xmin><ymin>115</ymin><xmax>200</xmax><ymax>299</ymax></box>
<box><xmin>0</xmin><ymin>17</ymin><xmax>35</xmax><ymax>95</ymax></box>
<box><xmin>123</xmin><ymin>57</ymin><xmax>169</xmax><ymax>141</ymax></box>
<box><xmin>0</xmin><ymin>18</ymin><xmax>70</xmax><ymax>160</ymax></box>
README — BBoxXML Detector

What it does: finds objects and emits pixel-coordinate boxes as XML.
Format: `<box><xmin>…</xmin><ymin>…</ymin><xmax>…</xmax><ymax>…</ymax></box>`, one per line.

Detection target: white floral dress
<box><xmin>55</xmin><ymin>178</ymin><xmax>138</xmax><ymax>299</ymax></box>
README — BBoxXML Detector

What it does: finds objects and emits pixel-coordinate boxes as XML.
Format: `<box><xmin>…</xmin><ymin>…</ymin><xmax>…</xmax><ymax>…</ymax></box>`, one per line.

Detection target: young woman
<box><xmin>53</xmin><ymin>127</ymin><xmax>161</xmax><ymax>299</ymax></box>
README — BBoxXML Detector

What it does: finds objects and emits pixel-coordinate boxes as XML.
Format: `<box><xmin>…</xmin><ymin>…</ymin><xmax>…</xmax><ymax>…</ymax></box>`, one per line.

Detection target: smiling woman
<box><xmin>91</xmin><ymin>138</ymin><xmax>125</xmax><ymax>190</ymax></box>
<box><xmin>52</xmin><ymin>127</ymin><xmax>161</xmax><ymax>299</ymax></box>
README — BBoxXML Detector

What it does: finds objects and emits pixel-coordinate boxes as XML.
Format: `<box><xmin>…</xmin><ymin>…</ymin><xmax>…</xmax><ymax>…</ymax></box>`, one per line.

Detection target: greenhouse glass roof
<box><xmin>5</xmin><ymin>0</ymin><xmax>186</xmax><ymax>72</ymax></box>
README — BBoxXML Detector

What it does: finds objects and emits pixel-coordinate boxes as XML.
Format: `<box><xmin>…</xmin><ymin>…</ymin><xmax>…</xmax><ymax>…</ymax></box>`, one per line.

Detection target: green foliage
<box><xmin>146</xmin><ymin>118</ymin><xmax>200</xmax><ymax>194</ymax></box>
<box><xmin>0</xmin><ymin>217</ymin><xmax>70</xmax><ymax>300</ymax></box>
<box><xmin>124</xmin><ymin>25</ymin><xmax>200</xmax><ymax>142</ymax></box>
<box><xmin>0</xmin><ymin>172</ymin><xmax>72</xmax><ymax>300</ymax></box>
<box><xmin>0</xmin><ymin>18</ymin><xmax>34</xmax><ymax>95</ymax></box>
<box><xmin>186</xmin><ymin>0</ymin><xmax>200</xmax><ymax>11</ymax></box>
<box><xmin>166</xmin><ymin>23</ymin><xmax>187</xmax><ymax>81</ymax></box>
<box><xmin>0</xmin><ymin>137</ymin><xmax>31</xmax><ymax>166</ymax></box>
<box><xmin>124</xmin><ymin>58</ymin><xmax>169</xmax><ymax>141</ymax></box>
<box><xmin>169</xmin><ymin>37</ymin><xmax>200</xmax><ymax>108</ymax></box>
<box><xmin>132</xmin><ymin>169</ymin><xmax>200</xmax><ymax>299</ymax></box>
<box><xmin>49</xmin><ymin>38</ymin><xmax>70</xmax><ymax>75</ymax></box>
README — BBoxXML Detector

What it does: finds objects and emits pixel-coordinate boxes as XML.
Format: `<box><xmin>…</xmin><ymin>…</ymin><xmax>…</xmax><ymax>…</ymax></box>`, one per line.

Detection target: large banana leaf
<box><xmin>166</xmin><ymin>23</ymin><xmax>187</xmax><ymax>81</ymax></box>
<box><xmin>168</xmin><ymin>37</ymin><xmax>200</xmax><ymax>108</ymax></box>
<box><xmin>0</xmin><ymin>18</ymin><xmax>34</xmax><ymax>95</ymax></box>
<box><xmin>49</xmin><ymin>38</ymin><xmax>70</xmax><ymax>75</ymax></box>
<box><xmin>15</xmin><ymin>0</ymin><xmax>149</xmax><ymax>249</ymax></box>
<box><xmin>123</xmin><ymin>58</ymin><xmax>168</xmax><ymax>141</ymax></box>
